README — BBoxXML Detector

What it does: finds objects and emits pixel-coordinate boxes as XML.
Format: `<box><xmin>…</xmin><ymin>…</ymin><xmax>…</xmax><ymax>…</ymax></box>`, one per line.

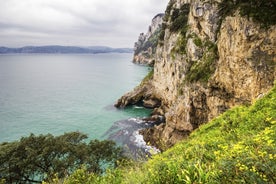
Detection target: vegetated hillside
<box><xmin>53</xmin><ymin>82</ymin><xmax>275</xmax><ymax>184</ymax></box>
<box><xmin>116</xmin><ymin>0</ymin><xmax>276</xmax><ymax>148</ymax></box>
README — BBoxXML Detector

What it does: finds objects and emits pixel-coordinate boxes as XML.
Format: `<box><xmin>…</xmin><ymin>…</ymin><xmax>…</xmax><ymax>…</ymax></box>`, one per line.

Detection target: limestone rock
<box><xmin>133</xmin><ymin>14</ymin><xmax>164</xmax><ymax>65</ymax></box>
<box><xmin>117</xmin><ymin>0</ymin><xmax>276</xmax><ymax>149</ymax></box>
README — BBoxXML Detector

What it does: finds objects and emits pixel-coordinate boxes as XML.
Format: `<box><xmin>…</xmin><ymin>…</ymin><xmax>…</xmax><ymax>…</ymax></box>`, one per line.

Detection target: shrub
<box><xmin>219</xmin><ymin>0</ymin><xmax>276</xmax><ymax>28</ymax></box>
<box><xmin>185</xmin><ymin>40</ymin><xmax>218</xmax><ymax>83</ymax></box>
<box><xmin>158</xmin><ymin>27</ymin><xmax>166</xmax><ymax>42</ymax></box>
<box><xmin>169</xmin><ymin>4</ymin><xmax>190</xmax><ymax>32</ymax></box>
<box><xmin>140</xmin><ymin>69</ymin><xmax>154</xmax><ymax>86</ymax></box>
<box><xmin>163</xmin><ymin>0</ymin><xmax>174</xmax><ymax>22</ymax></box>
<box><xmin>0</xmin><ymin>132</ymin><xmax>123</xmax><ymax>183</ymax></box>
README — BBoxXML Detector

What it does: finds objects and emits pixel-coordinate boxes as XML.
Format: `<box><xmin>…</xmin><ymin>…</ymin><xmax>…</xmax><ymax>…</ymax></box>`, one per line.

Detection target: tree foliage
<box><xmin>0</xmin><ymin>132</ymin><xmax>123</xmax><ymax>183</ymax></box>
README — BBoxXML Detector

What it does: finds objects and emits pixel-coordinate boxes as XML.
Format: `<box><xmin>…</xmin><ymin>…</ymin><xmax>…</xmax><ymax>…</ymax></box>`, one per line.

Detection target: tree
<box><xmin>0</xmin><ymin>132</ymin><xmax>123</xmax><ymax>183</ymax></box>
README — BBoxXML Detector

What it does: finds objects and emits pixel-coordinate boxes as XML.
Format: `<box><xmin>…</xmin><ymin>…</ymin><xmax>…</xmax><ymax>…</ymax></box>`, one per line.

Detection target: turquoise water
<box><xmin>0</xmin><ymin>53</ymin><xmax>151</xmax><ymax>143</ymax></box>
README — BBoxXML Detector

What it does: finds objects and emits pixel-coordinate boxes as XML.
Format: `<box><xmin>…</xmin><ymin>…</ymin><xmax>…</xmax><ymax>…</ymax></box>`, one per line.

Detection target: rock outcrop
<box><xmin>116</xmin><ymin>0</ymin><xmax>276</xmax><ymax>149</ymax></box>
<box><xmin>133</xmin><ymin>13</ymin><xmax>164</xmax><ymax>66</ymax></box>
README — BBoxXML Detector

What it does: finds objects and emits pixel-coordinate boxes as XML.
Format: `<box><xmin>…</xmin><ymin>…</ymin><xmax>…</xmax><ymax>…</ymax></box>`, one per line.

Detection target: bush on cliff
<box><xmin>56</xmin><ymin>83</ymin><xmax>275</xmax><ymax>183</ymax></box>
<box><xmin>169</xmin><ymin>4</ymin><xmax>190</xmax><ymax>33</ymax></box>
<box><xmin>219</xmin><ymin>0</ymin><xmax>276</xmax><ymax>28</ymax></box>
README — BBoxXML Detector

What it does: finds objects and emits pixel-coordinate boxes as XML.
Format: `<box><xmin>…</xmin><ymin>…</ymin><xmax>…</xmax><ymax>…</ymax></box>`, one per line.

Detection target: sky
<box><xmin>0</xmin><ymin>0</ymin><xmax>168</xmax><ymax>48</ymax></box>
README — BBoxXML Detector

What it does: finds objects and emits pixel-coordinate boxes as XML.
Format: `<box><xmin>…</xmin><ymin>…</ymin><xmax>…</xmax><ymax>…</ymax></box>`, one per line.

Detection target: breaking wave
<box><xmin>103</xmin><ymin>117</ymin><xmax>160</xmax><ymax>159</ymax></box>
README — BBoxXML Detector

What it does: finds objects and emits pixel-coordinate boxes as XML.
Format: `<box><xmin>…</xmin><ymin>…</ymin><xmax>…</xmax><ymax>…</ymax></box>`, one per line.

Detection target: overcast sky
<box><xmin>0</xmin><ymin>0</ymin><xmax>168</xmax><ymax>48</ymax></box>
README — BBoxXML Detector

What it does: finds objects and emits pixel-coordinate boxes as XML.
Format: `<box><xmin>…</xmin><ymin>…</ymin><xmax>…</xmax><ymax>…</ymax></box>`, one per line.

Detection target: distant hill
<box><xmin>0</xmin><ymin>46</ymin><xmax>133</xmax><ymax>54</ymax></box>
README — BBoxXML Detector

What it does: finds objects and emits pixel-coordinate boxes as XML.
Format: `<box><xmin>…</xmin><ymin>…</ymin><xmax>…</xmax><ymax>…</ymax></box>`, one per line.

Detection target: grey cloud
<box><xmin>0</xmin><ymin>0</ymin><xmax>168</xmax><ymax>47</ymax></box>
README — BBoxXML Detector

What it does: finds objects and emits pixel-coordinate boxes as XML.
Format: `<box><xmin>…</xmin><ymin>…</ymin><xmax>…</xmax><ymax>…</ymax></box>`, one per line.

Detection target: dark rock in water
<box><xmin>142</xmin><ymin>115</ymin><xmax>164</xmax><ymax>124</ymax></box>
<box><xmin>103</xmin><ymin>118</ymin><xmax>161</xmax><ymax>159</ymax></box>
<box><xmin>114</xmin><ymin>85</ymin><xmax>147</xmax><ymax>108</ymax></box>
<box><xmin>114</xmin><ymin>81</ymin><xmax>161</xmax><ymax>110</ymax></box>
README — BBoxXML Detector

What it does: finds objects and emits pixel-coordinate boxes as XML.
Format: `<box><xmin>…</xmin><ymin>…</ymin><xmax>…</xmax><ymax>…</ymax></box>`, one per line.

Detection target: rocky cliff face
<box><xmin>133</xmin><ymin>13</ymin><xmax>164</xmax><ymax>65</ymax></box>
<box><xmin>116</xmin><ymin>0</ymin><xmax>276</xmax><ymax>149</ymax></box>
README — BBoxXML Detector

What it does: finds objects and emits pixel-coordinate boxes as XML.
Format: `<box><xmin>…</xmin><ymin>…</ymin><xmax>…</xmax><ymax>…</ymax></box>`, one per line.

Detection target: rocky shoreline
<box><xmin>104</xmin><ymin>116</ymin><xmax>163</xmax><ymax>159</ymax></box>
<box><xmin>114</xmin><ymin>76</ymin><xmax>171</xmax><ymax>150</ymax></box>
<box><xmin>114</xmin><ymin>80</ymin><xmax>164</xmax><ymax>150</ymax></box>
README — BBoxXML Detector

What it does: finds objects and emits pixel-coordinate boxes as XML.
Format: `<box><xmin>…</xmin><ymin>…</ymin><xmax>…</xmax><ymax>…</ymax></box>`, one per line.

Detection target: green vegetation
<box><xmin>159</xmin><ymin>3</ymin><xmax>190</xmax><ymax>45</ymax></box>
<box><xmin>171</xmin><ymin>32</ymin><xmax>217</xmax><ymax>84</ymax></box>
<box><xmin>139</xmin><ymin>68</ymin><xmax>154</xmax><ymax>86</ymax></box>
<box><xmin>169</xmin><ymin>4</ymin><xmax>190</xmax><ymax>33</ymax></box>
<box><xmin>134</xmin><ymin>28</ymin><xmax>162</xmax><ymax>56</ymax></box>
<box><xmin>166</xmin><ymin>3</ymin><xmax>191</xmax><ymax>55</ymax></box>
<box><xmin>163</xmin><ymin>0</ymin><xmax>174</xmax><ymax>22</ymax></box>
<box><xmin>47</xmin><ymin>83</ymin><xmax>276</xmax><ymax>183</ymax></box>
<box><xmin>172</xmin><ymin>25</ymin><xmax>189</xmax><ymax>55</ymax></box>
<box><xmin>219</xmin><ymin>0</ymin><xmax>276</xmax><ymax>28</ymax></box>
<box><xmin>192</xmin><ymin>34</ymin><xmax>203</xmax><ymax>48</ymax></box>
<box><xmin>0</xmin><ymin>132</ymin><xmax>123</xmax><ymax>183</ymax></box>
<box><xmin>185</xmin><ymin>40</ymin><xmax>218</xmax><ymax>83</ymax></box>
<box><xmin>158</xmin><ymin>0</ymin><xmax>173</xmax><ymax>43</ymax></box>
<box><xmin>158</xmin><ymin>24</ymin><xmax>166</xmax><ymax>42</ymax></box>
<box><xmin>171</xmin><ymin>31</ymin><xmax>202</xmax><ymax>58</ymax></box>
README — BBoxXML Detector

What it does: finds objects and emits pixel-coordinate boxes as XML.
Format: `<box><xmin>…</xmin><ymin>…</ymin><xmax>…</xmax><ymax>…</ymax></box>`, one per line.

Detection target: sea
<box><xmin>0</xmin><ymin>53</ymin><xmax>158</xmax><ymax>155</ymax></box>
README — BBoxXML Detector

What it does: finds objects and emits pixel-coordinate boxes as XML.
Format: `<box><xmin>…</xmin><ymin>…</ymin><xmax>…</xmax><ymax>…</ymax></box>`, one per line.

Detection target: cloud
<box><xmin>0</xmin><ymin>0</ymin><xmax>168</xmax><ymax>47</ymax></box>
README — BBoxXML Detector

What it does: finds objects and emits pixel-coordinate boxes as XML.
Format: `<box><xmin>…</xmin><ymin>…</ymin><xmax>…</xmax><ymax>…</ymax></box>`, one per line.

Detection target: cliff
<box><xmin>116</xmin><ymin>0</ymin><xmax>276</xmax><ymax>149</ymax></box>
<box><xmin>133</xmin><ymin>13</ymin><xmax>164</xmax><ymax>66</ymax></box>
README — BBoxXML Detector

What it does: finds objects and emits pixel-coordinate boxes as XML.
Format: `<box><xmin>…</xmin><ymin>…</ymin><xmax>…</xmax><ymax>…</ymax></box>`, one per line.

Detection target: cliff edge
<box><xmin>133</xmin><ymin>13</ymin><xmax>164</xmax><ymax>66</ymax></box>
<box><xmin>116</xmin><ymin>0</ymin><xmax>276</xmax><ymax>149</ymax></box>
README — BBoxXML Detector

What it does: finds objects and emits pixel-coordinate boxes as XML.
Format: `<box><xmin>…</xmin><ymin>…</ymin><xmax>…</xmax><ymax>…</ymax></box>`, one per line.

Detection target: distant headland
<box><xmin>0</xmin><ymin>45</ymin><xmax>133</xmax><ymax>54</ymax></box>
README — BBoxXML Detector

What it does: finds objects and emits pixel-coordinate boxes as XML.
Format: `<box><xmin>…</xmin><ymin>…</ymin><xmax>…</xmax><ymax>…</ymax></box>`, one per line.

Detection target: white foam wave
<box><xmin>133</xmin><ymin>105</ymin><xmax>144</xmax><ymax>109</ymax></box>
<box><xmin>128</xmin><ymin>117</ymin><xmax>144</xmax><ymax>124</ymax></box>
<box><xmin>131</xmin><ymin>130</ymin><xmax>160</xmax><ymax>155</ymax></box>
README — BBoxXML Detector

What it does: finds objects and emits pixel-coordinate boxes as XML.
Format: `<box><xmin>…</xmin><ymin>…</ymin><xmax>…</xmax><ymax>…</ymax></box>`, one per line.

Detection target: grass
<box><xmin>141</xmin><ymin>84</ymin><xmax>275</xmax><ymax>183</ymax></box>
<box><xmin>47</xmin><ymin>83</ymin><xmax>276</xmax><ymax>183</ymax></box>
